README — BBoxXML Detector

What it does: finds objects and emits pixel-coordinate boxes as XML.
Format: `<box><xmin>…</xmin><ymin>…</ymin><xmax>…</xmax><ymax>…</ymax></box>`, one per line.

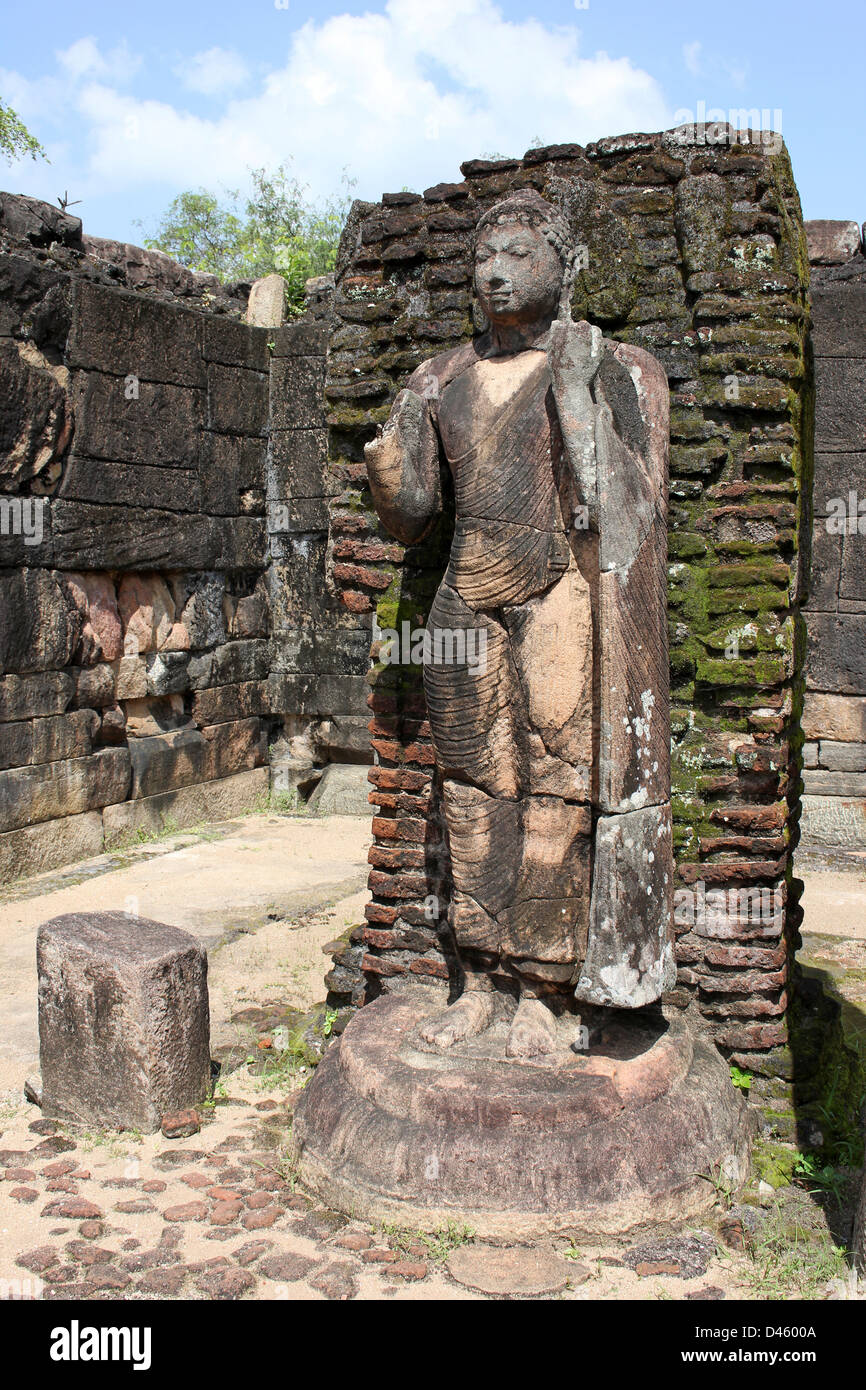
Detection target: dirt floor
<box><xmin>0</xmin><ymin>811</ymin><xmax>864</xmax><ymax>1301</ymax></box>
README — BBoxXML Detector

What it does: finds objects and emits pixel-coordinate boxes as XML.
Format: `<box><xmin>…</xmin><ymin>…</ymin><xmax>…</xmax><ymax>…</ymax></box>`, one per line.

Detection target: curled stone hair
<box><xmin>475</xmin><ymin>189</ymin><xmax>577</xmax><ymax>318</ymax></box>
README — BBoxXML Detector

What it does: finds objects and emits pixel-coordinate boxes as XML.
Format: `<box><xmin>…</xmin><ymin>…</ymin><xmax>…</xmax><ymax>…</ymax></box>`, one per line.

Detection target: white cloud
<box><xmin>683</xmin><ymin>41</ymin><xmax>702</xmax><ymax>77</ymax></box>
<box><xmin>2</xmin><ymin>1</ymin><xmax>673</xmax><ymax>220</ymax></box>
<box><xmin>56</xmin><ymin>36</ymin><xmax>141</xmax><ymax>85</ymax></box>
<box><xmin>178</xmin><ymin>48</ymin><xmax>251</xmax><ymax>96</ymax></box>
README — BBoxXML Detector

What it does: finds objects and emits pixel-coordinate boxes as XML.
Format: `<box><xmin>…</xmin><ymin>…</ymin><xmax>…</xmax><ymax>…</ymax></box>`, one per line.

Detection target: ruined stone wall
<box><xmin>322</xmin><ymin>129</ymin><xmax>812</xmax><ymax>1081</ymax></box>
<box><xmin>801</xmin><ymin>219</ymin><xmax>866</xmax><ymax>850</ymax></box>
<box><xmin>0</xmin><ymin>198</ymin><xmax>367</xmax><ymax>883</ymax></box>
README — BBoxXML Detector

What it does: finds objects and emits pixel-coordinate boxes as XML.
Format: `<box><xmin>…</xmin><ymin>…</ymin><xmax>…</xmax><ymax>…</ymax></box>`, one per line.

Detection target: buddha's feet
<box><xmin>505</xmin><ymin>996</ymin><xmax>559</xmax><ymax>1058</ymax></box>
<box><xmin>417</xmin><ymin>991</ymin><xmax>497</xmax><ymax>1050</ymax></box>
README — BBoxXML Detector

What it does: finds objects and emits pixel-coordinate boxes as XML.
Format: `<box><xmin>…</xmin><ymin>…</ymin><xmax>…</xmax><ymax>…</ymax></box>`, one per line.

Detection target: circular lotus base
<box><xmin>292</xmin><ymin>990</ymin><xmax>756</xmax><ymax>1240</ymax></box>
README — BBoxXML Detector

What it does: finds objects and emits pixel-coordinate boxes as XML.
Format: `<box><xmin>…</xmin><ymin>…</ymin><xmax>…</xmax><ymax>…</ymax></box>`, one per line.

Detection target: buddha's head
<box><xmin>474</xmin><ymin>190</ymin><xmax>574</xmax><ymax>329</ymax></box>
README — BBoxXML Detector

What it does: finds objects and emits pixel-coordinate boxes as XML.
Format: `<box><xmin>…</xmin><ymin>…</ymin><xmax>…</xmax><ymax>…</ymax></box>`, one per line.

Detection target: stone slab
<box><xmin>306</xmin><ymin>763</ymin><xmax>375</xmax><ymax>816</ymax></box>
<box><xmin>799</xmin><ymin>795</ymin><xmax>866</xmax><ymax>849</ymax></box>
<box><xmin>446</xmin><ymin>1244</ymin><xmax>572</xmax><ymax>1296</ymax></box>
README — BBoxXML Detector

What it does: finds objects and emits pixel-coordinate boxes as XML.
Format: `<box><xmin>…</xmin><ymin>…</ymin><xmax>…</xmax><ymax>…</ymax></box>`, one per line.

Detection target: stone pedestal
<box><xmin>37</xmin><ymin>911</ymin><xmax>211</xmax><ymax>1133</ymax></box>
<box><xmin>293</xmin><ymin>990</ymin><xmax>756</xmax><ymax>1239</ymax></box>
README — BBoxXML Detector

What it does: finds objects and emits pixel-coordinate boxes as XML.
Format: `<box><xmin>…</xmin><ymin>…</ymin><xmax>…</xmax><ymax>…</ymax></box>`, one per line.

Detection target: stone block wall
<box><xmin>0</xmin><ymin>198</ymin><xmax>367</xmax><ymax>883</ymax></box>
<box><xmin>801</xmin><ymin>220</ymin><xmax>866</xmax><ymax>849</ymax></box>
<box><xmin>321</xmin><ymin>129</ymin><xmax>813</xmax><ymax>1081</ymax></box>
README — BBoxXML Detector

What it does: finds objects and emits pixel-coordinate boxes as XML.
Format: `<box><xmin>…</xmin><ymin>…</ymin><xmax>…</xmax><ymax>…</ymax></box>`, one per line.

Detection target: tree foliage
<box><xmin>143</xmin><ymin>164</ymin><xmax>354</xmax><ymax>314</ymax></box>
<box><xmin>0</xmin><ymin>98</ymin><xmax>47</xmax><ymax>166</ymax></box>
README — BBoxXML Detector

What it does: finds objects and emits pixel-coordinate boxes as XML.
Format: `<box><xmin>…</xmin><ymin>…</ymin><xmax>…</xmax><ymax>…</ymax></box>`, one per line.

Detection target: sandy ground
<box><xmin>0</xmin><ymin>814</ymin><xmax>863</xmax><ymax>1302</ymax></box>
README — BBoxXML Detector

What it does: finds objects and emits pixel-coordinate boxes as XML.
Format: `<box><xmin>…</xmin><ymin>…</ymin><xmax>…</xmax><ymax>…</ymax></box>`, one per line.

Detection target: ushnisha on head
<box><xmin>473</xmin><ymin>190</ymin><xmax>577</xmax><ymax>328</ymax></box>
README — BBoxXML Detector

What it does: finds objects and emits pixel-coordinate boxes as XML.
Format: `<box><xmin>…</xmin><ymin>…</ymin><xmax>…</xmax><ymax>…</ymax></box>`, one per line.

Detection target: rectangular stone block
<box><xmin>38</xmin><ymin>911</ymin><xmax>211</xmax><ymax>1132</ymax></box>
<box><xmin>0</xmin><ymin>811</ymin><xmax>104</xmax><ymax>884</ymax></box>
<box><xmin>268</xmin><ymin>429</ymin><xmax>329</xmax><ymax>499</ymax></box>
<box><xmin>59</xmin><ymin>456</ymin><xmax>202</xmax><ymax>513</ymax></box>
<box><xmin>52</xmin><ymin>502</ymin><xmax>219</xmax><ymax>571</ymax></box>
<box><xmin>269</xmin><ymin>355</ymin><xmax>326</xmax><ymax>430</ymax></box>
<box><xmin>270</xmin><ymin>322</ymin><xmax>328</xmax><ymax>357</ymax></box>
<box><xmin>840</xmin><ymin>531</ymin><xmax>866</xmax><ymax>604</ymax></box>
<box><xmin>806</xmin><ymin>525</ymin><xmax>841</xmax><ymax>611</ymax></box>
<box><xmin>800</xmin><ymin>794</ymin><xmax>866</xmax><ymax>848</ymax></box>
<box><xmin>72</xmin><ymin>370</ymin><xmax>203</xmax><ymax>467</ymax></box>
<box><xmin>69</xmin><ymin>281</ymin><xmax>205</xmax><ymax>386</ymax></box>
<box><xmin>102</xmin><ymin>767</ymin><xmax>268</xmax><ymax>847</ymax></box>
<box><xmin>202</xmin><ymin>316</ymin><xmax>268</xmax><ymax>372</ymax></box>
<box><xmin>805</xmin><ymin>613</ymin><xmax>866</xmax><ymax>694</ymax></box>
<box><xmin>819</xmin><ymin>740</ymin><xmax>866</xmax><ymax>772</ymax></box>
<box><xmin>803</xmin><ymin>692</ymin><xmax>866</xmax><ymax>741</ymax></box>
<box><xmin>200</xmin><ymin>433</ymin><xmax>267</xmax><ymax>515</ymax></box>
<box><xmin>812</xmin><ymin>454</ymin><xmax>866</xmax><ymax>516</ymax></box>
<box><xmin>0</xmin><ymin>671</ymin><xmax>73</xmax><ymax>722</ymax></box>
<box><xmin>802</xmin><ymin>770</ymin><xmax>866</xmax><ymax>796</ymax></box>
<box><xmin>814</xmin><ymin>358</ymin><xmax>866</xmax><ymax>453</ymax></box>
<box><xmin>206</xmin><ymin>363</ymin><xmax>268</xmax><ymax>435</ymax></box>
<box><xmin>811</xmin><ymin>284</ymin><xmax>866</xmax><ymax>358</ymax></box>
<box><xmin>128</xmin><ymin>718</ymin><xmax>263</xmax><ymax>798</ymax></box>
<box><xmin>0</xmin><ymin>748</ymin><xmax>131</xmax><ymax>832</ymax></box>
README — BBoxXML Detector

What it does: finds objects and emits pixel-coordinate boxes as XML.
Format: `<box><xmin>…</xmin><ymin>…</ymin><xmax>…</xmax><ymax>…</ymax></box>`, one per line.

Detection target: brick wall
<box><xmin>322</xmin><ymin>128</ymin><xmax>813</xmax><ymax>1080</ymax></box>
<box><xmin>801</xmin><ymin>219</ymin><xmax>866</xmax><ymax>849</ymax></box>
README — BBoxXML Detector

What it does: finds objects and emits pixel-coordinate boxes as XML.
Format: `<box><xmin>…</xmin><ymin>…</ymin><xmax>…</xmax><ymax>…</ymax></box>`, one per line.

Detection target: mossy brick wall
<box><xmin>0</xmin><ymin>202</ymin><xmax>366</xmax><ymax>883</ymax></box>
<box><xmin>800</xmin><ymin>225</ymin><xmax>866</xmax><ymax>848</ymax></box>
<box><xmin>322</xmin><ymin>128</ymin><xmax>813</xmax><ymax>1077</ymax></box>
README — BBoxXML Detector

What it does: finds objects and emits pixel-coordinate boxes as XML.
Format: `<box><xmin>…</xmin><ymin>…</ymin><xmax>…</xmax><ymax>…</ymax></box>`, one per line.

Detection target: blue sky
<box><xmin>1</xmin><ymin>0</ymin><xmax>861</xmax><ymax>244</ymax></box>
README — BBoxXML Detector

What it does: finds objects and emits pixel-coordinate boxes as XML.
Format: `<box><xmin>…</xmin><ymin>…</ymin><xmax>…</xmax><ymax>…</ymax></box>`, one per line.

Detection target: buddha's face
<box><xmin>474</xmin><ymin>221</ymin><xmax>564</xmax><ymax>327</ymax></box>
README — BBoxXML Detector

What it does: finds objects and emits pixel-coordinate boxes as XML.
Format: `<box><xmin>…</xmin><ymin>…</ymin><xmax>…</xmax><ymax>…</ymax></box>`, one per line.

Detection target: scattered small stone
<box><xmin>253</xmin><ymin>1172</ymin><xmax>284</xmax><ymax>1192</ymax></box>
<box><xmin>245</xmin><ymin>1192</ymin><xmax>272</xmax><ymax>1210</ymax></box>
<box><xmin>17</xmin><ymin>1246</ymin><xmax>61</xmax><ymax>1274</ymax></box>
<box><xmin>391</xmin><ymin>1261</ymin><xmax>428</xmax><ymax>1281</ymax></box>
<box><xmin>152</xmin><ymin>1149</ymin><xmax>207</xmax><ymax>1171</ymax></box>
<box><xmin>160</xmin><ymin>1110</ymin><xmax>201</xmax><ymax>1140</ymax></box>
<box><xmin>258</xmin><ymin>1253</ymin><xmax>317</xmax><ymax>1282</ymax></box>
<box><xmin>138</xmin><ymin>1266</ymin><xmax>187</xmax><ymax>1296</ymax></box>
<box><xmin>64</xmin><ymin>1241</ymin><xmax>115</xmax><ymax>1267</ymax></box>
<box><xmin>180</xmin><ymin>1171</ymin><xmax>211</xmax><ymax>1189</ymax></box>
<box><xmin>308</xmin><ymin>1262</ymin><xmax>358</xmax><ymax>1301</ymax></box>
<box><xmin>758</xmin><ymin>1180</ymin><xmax>775</xmax><ymax>1206</ymax></box>
<box><xmin>686</xmin><ymin>1286</ymin><xmax>726</xmax><ymax>1300</ymax></box>
<box><xmin>255</xmin><ymin>1101</ymin><xmax>279</xmax><ymax>1111</ymax></box>
<box><xmin>208</xmin><ymin>1186</ymin><xmax>243</xmax><ymax>1202</ymax></box>
<box><xmin>10</xmin><ymin>1186</ymin><xmax>38</xmax><ymax>1203</ymax></box>
<box><xmin>0</xmin><ymin>1150</ymin><xmax>27</xmax><ymax>1166</ymax></box>
<box><xmin>163</xmin><ymin>1201</ymin><xmax>208</xmax><ymax>1223</ymax></box>
<box><xmin>235</xmin><ymin>1240</ymin><xmax>274</xmax><ymax>1267</ymax></box>
<box><xmin>205</xmin><ymin>1229</ymin><xmax>238</xmax><ymax>1242</ymax></box>
<box><xmin>194</xmin><ymin>1267</ymin><xmax>255</xmax><ymax>1300</ymax></box>
<box><xmin>210</xmin><ymin>1200</ymin><xmax>243</xmax><ymax>1226</ymax></box>
<box><xmin>241</xmin><ymin>1206</ymin><xmax>279</xmax><ymax>1230</ymax></box>
<box><xmin>70</xmin><ymin>1168</ymin><xmax>90</xmax><ymax>1180</ymax></box>
<box><xmin>101</xmin><ymin>1177</ymin><xmax>139</xmax><ymax>1190</ymax></box>
<box><xmin>334</xmin><ymin>1232</ymin><xmax>373</xmax><ymax>1252</ymax></box>
<box><xmin>42</xmin><ymin>1159</ymin><xmax>76</xmax><ymax>1178</ymax></box>
<box><xmin>29</xmin><ymin>1136</ymin><xmax>76</xmax><ymax>1158</ymax></box>
<box><xmin>46</xmin><ymin>1179</ymin><xmax>78</xmax><ymax>1194</ymax></box>
<box><xmin>85</xmin><ymin>1267</ymin><xmax>131</xmax><ymax>1291</ymax></box>
<box><xmin>78</xmin><ymin>1220</ymin><xmax>105</xmax><ymax>1240</ymax></box>
<box><xmin>141</xmin><ymin>1180</ymin><xmax>166</xmax><ymax>1194</ymax></box>
<box><xmin>218</xmin><ymin>1166</ymin><xmax>246</xmax><ymax>1184</ymax></box>
<box><xmin>42</xmin><ymin>1198</ymin><xmax>103</xmax><ymax>1220</ymax></box>
<box><xmin>115</xmin><ymin>1199</ymin><xmax>155</xmax><ymax>1214</ymax></box>
<box><xmin>28</xmin><ymin>1118</ymin><xmax>59</xmax><ymax>1135</ymax></box>
<box><xmin>41</xmin><ymin>1264</ymin><xmax>76</xmax><ymax>1284</ymax></box>
<box><xmin>24</xmin><ymin>1076</ymin><xmax>43</xmax><ymax>1108</ymax></box>
<box><xmin>362</xmin><ymin>1249</ymin><xmax>400</xmax><ymax>1264</ymax></box>
<box><xmin>4</xmin><ymin>1167</ymin><xmax>36</xmax><ymax>1182</ymax></box>
<box><xmin>122</xmin><ymin>1239</ymin><xmax>140</xmax><ymax>1251</ymax></box>
<box><xmin>623</xmin><ymin>1232</ymin><xmax>715</xmax><ymax>1281</ymax></box>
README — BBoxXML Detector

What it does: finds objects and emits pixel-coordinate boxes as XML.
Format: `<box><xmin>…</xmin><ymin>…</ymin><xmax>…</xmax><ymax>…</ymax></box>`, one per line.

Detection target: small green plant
<box><xmin>322</xmin><ymin>1008</ymin><xmax>339</xmax><ymax>1038</ymax></box>
<box><xmin>730</xmin><ymin>1064</ymin><xmax>752</xmax><ymax>1093</ymax></box>
<box><xmin>792</xmin><ymin>1153</ymin><xmax>848</xmax><ymax>1202</ymax></box>
<box><xmin>380</xmin><ymin>1219</ymin><xmax>475</xmax><ymax>1263</ymax></box>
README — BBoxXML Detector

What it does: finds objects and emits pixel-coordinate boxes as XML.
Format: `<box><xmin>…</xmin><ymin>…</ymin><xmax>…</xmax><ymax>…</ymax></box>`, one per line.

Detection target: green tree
<box><xmin>143</xmin><ymin>164</ymin><xmax>354</xmax><ymax>315</ymax></box>
<box><xmin>0</xmin><ymin>98</ymin><xmax>46</xmax><ymax>165</ymax></box>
